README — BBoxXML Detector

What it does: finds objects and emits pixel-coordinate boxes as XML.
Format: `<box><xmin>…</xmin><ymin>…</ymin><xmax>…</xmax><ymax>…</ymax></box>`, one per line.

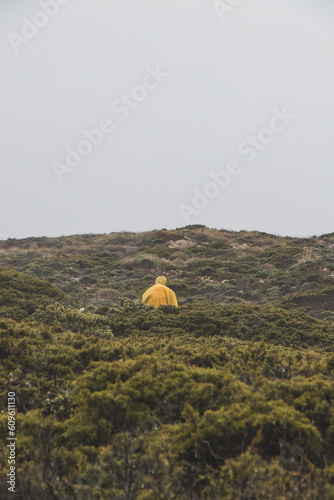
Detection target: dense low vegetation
<box><xmin>1</xmin><ymin>226</ymin><xmax>334</xmax><ymax>498</ymax></box>
<box><xmin>1</xmin><ymin>225</ymin><xmax>334</xmax><ymax>319</ymax></box>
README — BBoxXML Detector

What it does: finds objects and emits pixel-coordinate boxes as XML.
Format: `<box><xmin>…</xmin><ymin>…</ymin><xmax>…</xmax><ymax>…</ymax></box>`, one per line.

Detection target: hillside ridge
<box><xmin>1</xmin><ymin>226</ymin><xmax>334</xmax><ymax>499</ymax></box>
<box><xmin>1</xmin><ymin>225</ymin><xmax>334</xmax><ymax>319</ymax></box>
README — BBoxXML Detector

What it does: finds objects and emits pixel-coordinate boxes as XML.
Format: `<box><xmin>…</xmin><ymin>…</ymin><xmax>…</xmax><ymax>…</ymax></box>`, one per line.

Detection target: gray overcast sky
<box><xmin>1</xmin><ymin>0</ymin><xmax>334</xmax><ymax>239</ymax></box>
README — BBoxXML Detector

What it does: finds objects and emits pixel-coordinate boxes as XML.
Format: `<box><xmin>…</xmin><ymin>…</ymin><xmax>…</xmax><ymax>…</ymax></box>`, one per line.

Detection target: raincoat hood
<box><xmin>155</xmin><ymin>276</ymin><xmax>167</xmax><ymax>285</ymax></box>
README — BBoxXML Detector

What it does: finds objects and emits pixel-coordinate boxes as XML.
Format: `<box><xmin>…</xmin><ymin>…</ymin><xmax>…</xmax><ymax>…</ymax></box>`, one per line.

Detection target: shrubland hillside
<box><xmin>1</xmin><ymin>226</ymin><xmax>334</xmax><ymax>499</ymax></box>
<box><xmin>1</xmin><ymin>224</ymin><xmax>334</xmax><ymax>319</ymax></box>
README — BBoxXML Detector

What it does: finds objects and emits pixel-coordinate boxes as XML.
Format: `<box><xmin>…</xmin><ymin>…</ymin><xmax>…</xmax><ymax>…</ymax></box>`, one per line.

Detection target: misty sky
<box><xmin>1</xmin><ymin>0</ymin><xmax>334</xmax><ymax>239</ymax></box>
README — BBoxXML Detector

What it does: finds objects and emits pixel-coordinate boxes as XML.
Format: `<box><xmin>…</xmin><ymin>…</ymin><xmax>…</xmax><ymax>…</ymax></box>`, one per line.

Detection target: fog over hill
<box><xmin>1</xmin><ymin>1</ymin><xmax>334</xmax><ymax>239</ymax></box>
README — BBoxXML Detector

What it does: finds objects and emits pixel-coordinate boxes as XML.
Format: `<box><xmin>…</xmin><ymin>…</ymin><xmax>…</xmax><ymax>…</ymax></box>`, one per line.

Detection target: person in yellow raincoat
<box><xmin>142</xmin><ymin>276</ymin><xmax>178</xmax><ymax>308</ymax></box>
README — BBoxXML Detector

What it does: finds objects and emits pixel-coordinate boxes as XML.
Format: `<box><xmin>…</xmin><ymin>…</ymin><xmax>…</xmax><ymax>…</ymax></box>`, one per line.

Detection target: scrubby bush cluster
<box><xmin>34</xmin><ymin>304</ymin><xmax>114</xmax><ymax>339</ymax></box>
<box><xmin>1</xmin><ymin>306</ymin><xmax>334</xmax><ymax>499</ymax></box>
<box><xmin>1</xmin><ymin>227</ymin><xmax>334</xmax><ymax>498</ymax></box>
<box><xmin>1</xmin><ymin>226</ymin><xmax>334</xmax><ymax>315</ymax></box>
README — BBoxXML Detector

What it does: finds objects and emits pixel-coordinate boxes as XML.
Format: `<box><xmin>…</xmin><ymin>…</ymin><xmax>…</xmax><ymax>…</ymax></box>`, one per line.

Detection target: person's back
<box><xmin>142</xmin><ymin>276</ymin><xmax>178</xmax><ymax>308</ymax></box>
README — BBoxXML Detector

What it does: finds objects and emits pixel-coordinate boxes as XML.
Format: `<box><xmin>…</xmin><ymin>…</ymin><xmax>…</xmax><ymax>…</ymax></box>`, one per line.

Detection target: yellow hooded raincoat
<box><xmin>142</xmin><ymin>276</ymin><xmax>178</xmax><ymax>308</ymax></box>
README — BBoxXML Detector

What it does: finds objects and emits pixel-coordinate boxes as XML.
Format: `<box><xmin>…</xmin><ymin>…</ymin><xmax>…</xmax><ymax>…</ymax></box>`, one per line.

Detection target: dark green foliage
<box><xmin>281</xmin><ymin>286</ymin><xmax>334</xmax><ymax>320</ymax></box>
<box><xmin>2</xmin><ymin>226</ymin><xmax>334</xmax><ymax>310</ymax></box>
<box><xmin>1</xmin><ymin>307</ymin><xmax>334</xmax><ymax>498</ymax></box>
<box><xmin>263</xmin><ymin>246</ymin><xmax>303</xmax><ymax>269</ymax></box>
<box><xmin>2</xmin><ymin>227</ymin><xmax>334</xmax><ymax>498</ymax></box>
<box><xmin>0</xmin><ymin>267</ymin><xmax>66</xmax><ymax>320</ymax></box>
